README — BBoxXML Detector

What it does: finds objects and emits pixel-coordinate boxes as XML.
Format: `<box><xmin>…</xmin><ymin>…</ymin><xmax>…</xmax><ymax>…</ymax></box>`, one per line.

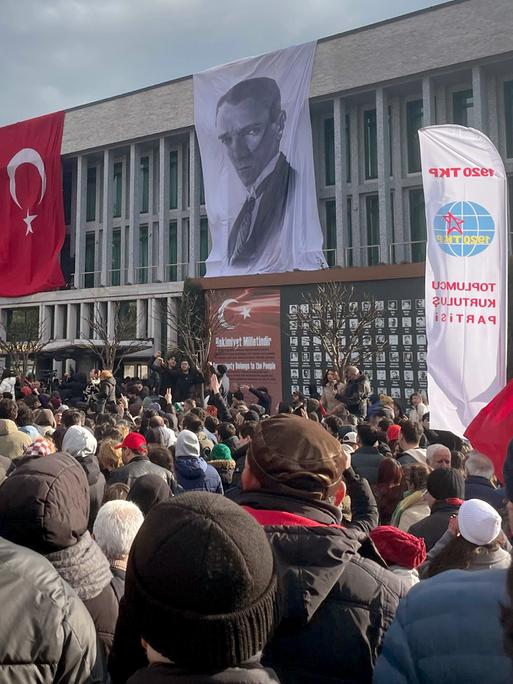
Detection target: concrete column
<box><xmin>136</xmin><ymin>299</ymin><xmax>147</xmax><ymax>338</ymax></box>
<box><xmin>487</xmin><ymin>75</ymin><xmax>499</xmax><ymax>148</ymax></box>
<box><xmin>422</xmin><ymin>76</ymin><xmax>436</xmax><ymax>126</ymax></box>
<box><xmin>149</xmin><ymin>298</ymin><xmax>161</xmax><ymax>351</ymax></box>
<box><xmin>167</xmin><ymin>297</ymin><xmax>177</xmax><ymax>348</ymax></box>
<box><xmin>79</xmin><ymin>303</ymin><xmax>90</xmax><ymax>338</ymax></box>
<box><xmin>390</xmin><ymin>97</ymin><xmax>406</xmax><ymax>263</ymax></box>
<box><xmin>66</xmin><ymin>304</ymin><xmax>78</xmax><ymax>341</ymax></box>
<box><xmin>127</xmin><ymin>144</ymin><xmax>141</xmax><ymax>284</ymax></box>
<box><xmin>472</xmin><ymin>65</ymin><xmax>487</xmax><ymax>133</ymax></box>
<box><xmin>376</xmin><ymin>88</ymin><xmax>391</xmax><ymax>264</ymax></box>
<box><xmin>157</xmin><ymin>137</ymin><xmax>170</xmax><ymax>282</ymax></box>
<box><xmin>101</xmin><ymin>149</ymin><xmax>113</xmax><ymax>286</ymax></box>
<box><xmin>333</xmin><ymin>97</ymin><xmax>347</xmax><ymax>267</ymax></box>
<box><xmin>107</xmin><ymin>301</ymin><xmax>116</xmax><ymax>339</ymax></box>
<box><xmin>74</xmin><ymin>156</ymin><xmax>87</xmax><ymax>289</ymax></box>
<box><xmin>348</xmin><ymin>106</ymin><xmax>360</xmax><ymax>266</ymax></box>
<box><xmin>187</xmin><ymin>130</ymin><xmax>201</xmax><ymax>278</ymax></box>
<box><xmin>40</xmin><ymin>305</ymin><xmax>52</xmax><ymax>342</ymax></box>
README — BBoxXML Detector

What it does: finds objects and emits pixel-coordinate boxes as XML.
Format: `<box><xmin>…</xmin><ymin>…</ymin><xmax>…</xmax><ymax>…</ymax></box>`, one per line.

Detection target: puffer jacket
<box><xmin>351</xmin><ymin>446</ymin><xmax>385</xmax><ymax>485</ymax></box>
<box><xmin>127</xmin><ymin>661</ymin><xmax>280</xmax><ymax>683</ymax></box>
<box><xmin>108</xmin><ymin>454</ymin><xmax>177</xmax><ymax>491</ymax></box>
<box><xmin>0</xmin><ymin>418</ymin><xmax>32</xmax><ymax>459</ymax></box>
<box><xmin>175</xmin><ymin>456</ymin><xmax>223</xmax><ymax>494</ymax></box>
<box><xmin>374</xmin><ymin>569</ymin><xmax>513</xmax><ymax>683</ymax></box>
<box><xmin>0</xmin><ymin>537</ymin><xmax>99</xmax><ymax>683</ymax></box>
<box><xmin>237</xmin><ymin>487</ymin><xmax>405</xmax><ymax>684</ymax></box>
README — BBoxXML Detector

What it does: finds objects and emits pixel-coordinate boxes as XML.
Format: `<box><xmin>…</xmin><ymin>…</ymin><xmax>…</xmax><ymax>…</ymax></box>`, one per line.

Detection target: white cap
<box><xmin>458</xmin><ymin>498</ymin><xmax>501</xmax><ymax>546</ymax></box>
<box><xmin>343</xmin><ymin>431</ymin><xmax>358</xmax><ymax>445</ymax></box>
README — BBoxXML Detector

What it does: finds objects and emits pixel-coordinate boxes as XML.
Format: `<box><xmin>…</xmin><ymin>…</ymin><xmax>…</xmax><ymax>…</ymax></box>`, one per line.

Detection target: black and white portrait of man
<box><xmin>194</xmin><ymin>42</ymin><xmax>326</xmax><ymax>276</ymax></box>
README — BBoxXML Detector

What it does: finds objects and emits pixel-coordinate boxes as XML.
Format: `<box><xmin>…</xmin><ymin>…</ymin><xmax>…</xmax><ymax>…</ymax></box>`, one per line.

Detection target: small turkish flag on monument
<box><xmin>464</xmin><ymin>378</ymin><xmax>513</xmax><ymax>481</ymax></box>
<box><xmin>0</xmin><ymin>111</ymin><xmax>65</xmax><ymax>296</ymax></box>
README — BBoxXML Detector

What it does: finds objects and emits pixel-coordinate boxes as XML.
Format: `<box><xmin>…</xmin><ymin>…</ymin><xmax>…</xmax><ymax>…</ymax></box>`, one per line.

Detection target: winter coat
<box><xmin>127</xmin><ymin>661</ymin><xmax>280</xmax><ymax>683</ymax></box>
<box><xmin>391</xmin><ymin>490</ymin><xmax>431</xmax><ymax>532</ymax></box>
<box><xmin>0</xmin><ymin>418</ymin><xmax>32</xmax><ymax>460</ymax></box>
<box><xmin>249</xmin><ymin>386</ymin><xmax>272</xmax><ymax>415</ymax></box>
<box><xmin>321</xmin><ymin>382</ymin><xmax>344</xmax><ymax>413</ymax></box>
<box><xmin>0</xmin><ymin>376</ymin><xmax>16</xmax><ymax>396</ymax></box>
<box><xmin>408</xmin><ymin>402</ymin><xmax>428</xmax><ymax>425</ymax></box>
<box><xmin>351</xmin><ymin>446</ymin><xmax>385</xmax><ymax>485</ymax></box>
<box><xmin>0</xmin><ymin>537</ymin><xmax>99</xmax><ymax>683</ymax></box>
<box><xmin>374</xmin><ymin>569</ymin><xmax>513</xmax><ymax>684</ymax></box>
<box><xmin>175</xmin><ymin>456</ymin><xmax>224</xmax><ymax>494</ymax></box>
<box><xmin>174</xmin><ymin>369</ymin><xmax>204</xmax><ymax>402</ymax></box>
<box><xmin>409</xmin><ymin>500</ymin><xmax>462</xmax><ymax>550</ymax></box>
<box><xmin>465</xmin><ymin>475</ymin><xmax>505</xmax><ymax>511</ymax></box>
<box><xmin>396</xmin><ymin>447</ymin><xmax>427</xmax><ymax>466</ymax></box>
<box><xmin>97</xmin><ymin>376</ymin><xmax>117</xmax><ymax>411</ymax></box>
<box><xmin>335</xmin><ymin>373</ymin><xmax>371</xmax><ymax>417</ymax></box>
<box><xmin>237</xmin><ymin>487</ymin><xmax>405</xmax><ymax>684</ymax></box>
<box><xmin>108</xmin><ymin>455</ymin><xmax>176</xmax><ymax>491</ymax></box>
<box><xmin>208</xmin><ymin>458</ymin><xmax>236</xmax><ymax>486</ymax></box>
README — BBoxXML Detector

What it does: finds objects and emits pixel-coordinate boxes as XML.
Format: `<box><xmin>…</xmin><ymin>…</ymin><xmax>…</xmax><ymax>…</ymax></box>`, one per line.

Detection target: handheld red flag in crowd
<box><xmin>464</xmin><ymin>377</ymin><xmax>513</xmax><ymax>481</ymax></box>
<box><xmin>0</xmin><ymin>111</ymin><xmax>65</xmax><ymax>297</ymax></box>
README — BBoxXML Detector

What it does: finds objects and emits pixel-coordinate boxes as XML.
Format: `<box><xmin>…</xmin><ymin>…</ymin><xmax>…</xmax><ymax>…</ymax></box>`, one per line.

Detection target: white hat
<box><xmin>175</xmin><ymin>429</ymin><xmax>200</xmax><ymax>459</ymax></box>
<box><xmin>458</xmin><ymin>498</ymin><xmax>501</xmax><ymax>546</ymax></box>
<box><xmin>343</xmin><ymin>431</ymin><xmax>358</xmax><ymax>445</ymax></box>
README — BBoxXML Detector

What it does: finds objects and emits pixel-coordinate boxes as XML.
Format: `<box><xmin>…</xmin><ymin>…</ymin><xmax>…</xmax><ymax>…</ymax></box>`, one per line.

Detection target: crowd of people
<box><xmin>0</xmin><ymin>358</ymin><xmax>512</xmax><ymax>683</ymax></box>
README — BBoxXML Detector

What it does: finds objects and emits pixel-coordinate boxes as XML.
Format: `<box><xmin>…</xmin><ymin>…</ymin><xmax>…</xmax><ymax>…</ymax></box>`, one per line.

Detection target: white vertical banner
<box><xmin>419</xmin><ymin>125</ymin><xmax>507</xmax><ymax>435</ymax></box>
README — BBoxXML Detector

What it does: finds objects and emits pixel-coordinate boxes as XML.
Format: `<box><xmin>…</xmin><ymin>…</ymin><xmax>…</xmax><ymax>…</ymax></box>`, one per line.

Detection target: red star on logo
<box><xmin>443</xmin><ymin>211</ymin><xmax>464</xmax><ymax>235</ymax></box>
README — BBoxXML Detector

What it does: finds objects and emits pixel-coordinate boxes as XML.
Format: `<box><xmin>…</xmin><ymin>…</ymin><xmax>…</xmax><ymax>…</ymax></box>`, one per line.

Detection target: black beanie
<box><xmin>125</xmin><ymin>492</ymin><xmax>279</xmax><ymax>672</ymax></box>
<box><xmin>427</xmin><ymin>467</ymin><xmax>465</xmax><ymax>501</ymax></box>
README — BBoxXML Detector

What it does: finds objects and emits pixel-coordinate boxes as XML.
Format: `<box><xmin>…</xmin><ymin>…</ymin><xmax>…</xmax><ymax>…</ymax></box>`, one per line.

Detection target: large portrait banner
<box><xmin>194</xmin><ymin>42</ymin><xmax>326</xmax><ymax>276</ymax></box>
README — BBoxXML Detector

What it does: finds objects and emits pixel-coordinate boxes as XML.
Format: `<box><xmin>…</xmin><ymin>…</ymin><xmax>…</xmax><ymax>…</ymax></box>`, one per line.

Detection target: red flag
<box><xmin>464</xmin><ymin>377</ymin><xmax>513</xmax><ymax>480</ymax></box>
<box><xmin>0</xmin><ymin>112</ymin><xmax>65</xmax><ymax>296</ymax></box>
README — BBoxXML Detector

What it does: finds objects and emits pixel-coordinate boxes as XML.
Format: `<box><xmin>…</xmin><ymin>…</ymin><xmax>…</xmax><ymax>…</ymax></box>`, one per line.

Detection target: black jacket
<box><xmin>351</xmin><ymin>446</ymin><xmax>385</xmax><ymax>485</ymax></box>
<box><xmin>97</xmin><ymin>376</ymin><xmax>117</xmax><ymax>411</ymax></box>
<box><xmin>465</xmin><ymin>475</ymin><xmax>505</xmax><ymax>511</ymax></box>
<box><xmin>236</xmin><ymin>476</ymin><xmax>404</xmax><ymax>684</ymax></box>
<box><xmin>108</xmin><ymin>455</ymin><xmax>176</xmax><ymax>490</ymax></box>
<box><xmin>335</xmin><ymin>373</ymin><xmax>371</xmax><ymax>417</ymax></box>
<box><xmin>127</xmin><ymin>661</ymin><xmax>280</xmax><ymax>683</ymax></box>
<box><xmin>409</xmin><ymin>500</ymin><xmax>462</xmax><ymax>551</ymax></box>
<box><xmin>174</xmin><ymin>369</ymin><xmax>204</xmax><ymax>402</ymax></box>
<box><xmin>0</xmin><ymin>537</ymin><xmax>99</xmax><ymax>683</ymax></box>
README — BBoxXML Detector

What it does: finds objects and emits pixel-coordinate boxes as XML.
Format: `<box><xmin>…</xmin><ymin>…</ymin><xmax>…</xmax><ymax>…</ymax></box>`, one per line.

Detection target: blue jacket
<box><xmin>374</xmin><ymin>569</ymin><xmax>513</xmax><ymax>684</ymax></box>
<box><xmin>465</xmin><ymin>475</ymin><xmax>505</xmax><ymax>511</ymax></box>
<box><xmin>175</xmin><ymin>456</ymin><xmax>223</xmax><ymax>494</ymax></box>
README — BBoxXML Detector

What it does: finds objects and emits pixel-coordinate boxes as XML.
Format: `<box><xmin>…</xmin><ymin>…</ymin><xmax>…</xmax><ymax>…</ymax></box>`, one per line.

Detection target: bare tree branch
<box><xmin>289</xmin><ymin>282</ymin><xmax>386</xmax><ymax>379</ymax></box>
<box><xmin>80</xmin><ymin>302</ymin><xmax>151</xmax><ymax>373</ymax></box>
<box><xmin>0</xmin><ymin>310</ymin><xmax>48</xmax><ymax>375</ymax></box>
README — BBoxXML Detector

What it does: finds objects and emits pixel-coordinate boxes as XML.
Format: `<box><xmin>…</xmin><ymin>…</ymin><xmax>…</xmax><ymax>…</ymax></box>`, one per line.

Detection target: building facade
<box><xmin>1</xmin><ymin>0</ymin><xmax>513</xmax><ymax>377</ymax></box>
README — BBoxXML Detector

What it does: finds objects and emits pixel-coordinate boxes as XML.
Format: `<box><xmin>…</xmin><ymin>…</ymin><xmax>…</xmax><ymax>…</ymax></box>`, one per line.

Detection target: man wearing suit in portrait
<box><xmin>216</xmin><ymin>77</ymin><xmax>295</xmax><ymax>271</ymax></box>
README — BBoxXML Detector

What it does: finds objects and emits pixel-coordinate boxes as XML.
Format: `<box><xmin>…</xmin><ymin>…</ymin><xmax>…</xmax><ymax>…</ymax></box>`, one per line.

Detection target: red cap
<box><xmin>116</xmin><ymin>432</ymin><xmax>147</xmax><ymax>453</ymax></box>
<box><xmin>386</xmin><ymin>424</ymin><xmax>401</xmax><ymax>443</ymax></box>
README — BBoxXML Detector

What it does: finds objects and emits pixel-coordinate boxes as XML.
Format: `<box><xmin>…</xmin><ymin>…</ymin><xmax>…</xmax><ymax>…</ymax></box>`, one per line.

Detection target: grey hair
<box><xmin>93</xmin><ymin>500</ymin><xmax>144</xmax><ymax>563</ymax></box>
<box><xmin>465</xmin><ymin>450</ymin><xmax>495</xmax><ymax>479</ymax></box>
<box><xmin>426</xmin><ymin>443</ymin><xmax>451</xmax><ymax>465</ymax></box>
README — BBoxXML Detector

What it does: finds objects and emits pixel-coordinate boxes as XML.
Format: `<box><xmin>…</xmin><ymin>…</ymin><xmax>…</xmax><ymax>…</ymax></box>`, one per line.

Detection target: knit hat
<box><xmin>22</xmin><ymin>437</ymin><xmax>53</xmax><ymax>459</ymax></box>
<box><xmin>458</xmin><ymin>498</ymin><xmax>502</xmax><ymax>546</ymax></box>
<box><xmin>116</xmin><ymin>432</ymin><xmax>147</xmax><ymax>453</ymax></box>
<box><xmin>386</xmin><ymin>424</ymin><xmax>401</xmax><ymax>442</ymax></box>
<box><xmin>370</xmin><ymin>525</ymin><xmax>426</xmax><ymax>569</ymax></box>
<box><xmin>208</xmin><ymin>443</ymin><xmax>232</xmax><ymax>462</ymax></box>
<box><xmin>125</xmin><ymin>492</ymin><xmax>279</xmax><ymax>672</ymax></box>
<box><xmin>127</xmin><ymin>474</ymin><xmax>172</xmax><ymax>516</ymax></box>
<box><xmin>176</xmin><ymin>430</ymin><xmax>200</xmax><ymax>458</ymax></box>
<box><xmin>247</xmin><ymin>414</ymin><xmax>345</xmax><ymax>500</ymax></box>
<box><xmin>427</xmin><ymin>467</ymin><xmax>465</xmax><ymax>501</ymax></box>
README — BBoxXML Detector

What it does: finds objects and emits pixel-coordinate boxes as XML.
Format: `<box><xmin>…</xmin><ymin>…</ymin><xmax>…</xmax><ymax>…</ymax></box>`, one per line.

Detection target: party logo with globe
<box><xmin>433</xmin><ymin>200</ymin><xmax>495</xmax><ymax>257</ymax></box>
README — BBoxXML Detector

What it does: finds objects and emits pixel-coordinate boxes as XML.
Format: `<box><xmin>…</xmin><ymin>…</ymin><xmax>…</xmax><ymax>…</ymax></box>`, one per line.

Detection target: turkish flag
<box><xmin>464</xmin><ymin>378</ymin><xmax>513</xmax><ymax>481</ymax></box>
<box><xmin>0</xmin><ymin>111</ymin><xmax>65</xmax><ymax>296</ymax></box>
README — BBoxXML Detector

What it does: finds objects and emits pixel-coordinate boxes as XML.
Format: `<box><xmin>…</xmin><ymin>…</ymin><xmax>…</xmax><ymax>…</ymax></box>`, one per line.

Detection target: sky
<box><xmin>0</xmin><ymin>0</ymin><xmax>448</xmax><ymax>127</ymax></box>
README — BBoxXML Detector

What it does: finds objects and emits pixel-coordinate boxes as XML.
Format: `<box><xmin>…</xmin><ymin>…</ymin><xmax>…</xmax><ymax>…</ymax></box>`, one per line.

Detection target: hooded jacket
<box><xmin>175</xmin><ymin>456</ymin><xmax>224</xmax><ymax>494</ymax></box>
<box><xmin>62</xmin><ymin>425</ymin><xmax>106</xmax><ymax>529</ymax></box>
<box><xmin>374</xmin><ymin>569</ymin><xmax>513</xmax><ymax>683</ymax></box>
<box><xmin>0</xmin><ymin>537</ymin><xmax>99</xmax><ymax>683</ymax></box>
<box><xmin>0</xmin><ymin>418</ymin><xmax>32</xmax><ymax>460</ymax></box>
<box><xmin>237</xmin><ymin>488</ymin><xmax>405</xmax><ymax>684</ymax></box>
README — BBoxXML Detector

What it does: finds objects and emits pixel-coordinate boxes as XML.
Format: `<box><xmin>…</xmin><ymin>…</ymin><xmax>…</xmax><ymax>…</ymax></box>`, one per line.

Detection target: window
<box><xmin>169</xmin><ymin>150</ymin><xmax>178</xmax><ymax>209</ymax></box>
<box><xmin>63</xmin><ymin>169</ymin><xmax>72</xmax><ymax>225</ymax></box>
<box><xmin>325</xmin><ymin>200</ymin><xmax>336</xmax><ymax>267</ymax></box>
<box><xmin>453</xmin><ymin>89</ymin><xmax>474</xmax><ymax>127</ymax></box>
<box><xmin>364</xmin><ymin>109</ymin><xmax>377</xmax><ymax>180</ymax></box>
<box><xmin>409</xmin><ymin>188</ymin><xmax>426</xmax><ymax>262</ymax></box>
<box><xmin>111</xmin><ymin>229</ymin><xmax>121</xmax><ymax>286</ymax></box>
<box><xmin>407</xmin><ymin>100</ymin><xmax>423</xmax><ymax>173</ymax></box>
<box><xmin>5</xmin><ymin>307</ymin><xmax>39</xmax><ymax>342</ymax></box>
<box><xmin>324</xmin><ymin>117</ymin><xmax>335</xmax><ymax>186</ymax></box>
<box><xmin>505</xmin><ymin>81</ymin><xmax>513</xmax><ymax>158</ymax></box>
<box><xmin>118</xmin><ymin>301</ymin><xmax>137</xmax><ymax>340</ymax></box>
<box><xmin>140</xmin><ymin>156</ymin><xmax>149</xmax><ymax>214</ymax></box>
<box><xmin>366</xmin><ymin>195</ymin><xmax>380</xmax><ymax>265</ymax></box>
<box><xmin>86</xmin><ymin>167</ymin><xmax>96</xmax><ymax>222</ymax></box>
<box><xmin>139</xmin><ymin>225</ymin><xmax>149</xmax><ymax>284</ymax></box>
<box><xmin>346</xmin><ymin>197</ymin><xmax>353</xmax><ymax>267</ymax></box>
<box><xmin>345</xmin><ymin>114</ymin><xmax>351</xmax><ymax>182</ymax></box>
<box><xmin>199</xmin><ymin>218</ymin><xmax>209</xmax><ymax>276</ymax></box>
<box><xmin>84</xmin><ymin>233</ymin><xmax>95</xmax><ymax>288</ymax></box>
<box><xmin>113</xmin><ymin>162</ymin><xmax>123</xmax><ymax>218</ymax></box>
<box><xmin>168</xmin><ymin>221</ymin><xmax>178</xmax><ymax>281</ymax></box>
